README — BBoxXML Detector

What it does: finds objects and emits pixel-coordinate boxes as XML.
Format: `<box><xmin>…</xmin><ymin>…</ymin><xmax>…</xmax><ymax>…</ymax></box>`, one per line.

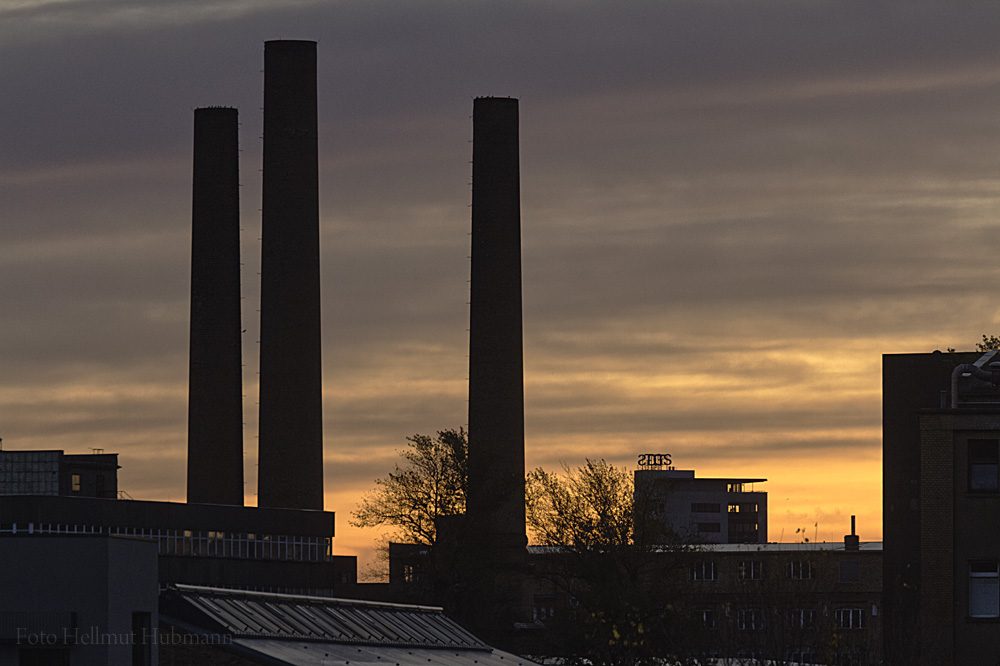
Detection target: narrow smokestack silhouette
<box><xmin>466</xmin><ymin>97</ymin><xmax>527</xmax><ymax>554</ymax></box>
<box><xmin>257</xmin><ymin>40</ymin><xmax>324</xmax><ymax>510</ymax></box>
<box><xmin>187</xmin><ymin>106</ymin><xmax>244</xmax><ymax>505</ymax></box>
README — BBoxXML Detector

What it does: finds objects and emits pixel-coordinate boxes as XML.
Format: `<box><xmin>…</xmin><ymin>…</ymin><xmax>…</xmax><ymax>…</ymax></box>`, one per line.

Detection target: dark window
<box><xmin>18</xmin><ymin>648</ymin><xmax>71</xmax><ymax>666</ymax></box>
<box><xmin>969</xmin><ymin>440</ymin><xmax>999</xmax><ymax>492</ymax></box>
<box><xmin>839</xmin><ymin>560</ymin><xmax>861</xmax><ymax>583</ymax></box>
<box><xmin>788</xmin><ymin>560</ymin><xmax>813</xmax><ymax>579</ymax></box>
<box><xmin>787</xmin><ymin>609</ymin><xmax>816</xmax><ymax>629</ymax></box>
<box><xmin>970</xmin><ymin>561</ymin><xmax>1000</xmax><ymax>618</ymax></box>
<box><xmin>693</xmin><ymin>561</ymin><xmax>717</xmax><ymax>581</ymax></box>
<box><xmin>131</xmin><ymin>612</ymin><xmax>152</xmax><ymax>666</ymax></box>
<box><xmin>692</xmin><ymin>608</ymin><xmax>718</xmax><ymax>629</ymax></box>
<box><xmin>697</xmin><ymin>522</ymin><xmax>721</xmax><ymax>533</ymax></box>
<box><xmin>788</xmin><ymin>650</ymin><xmax>818</xmax><ymax>664</ymax></box>
<box><xmin>533</xmin><ymin>595</ymin><xmax>557</xmax><ymax>623</ymax></box>
<box><xmin>835</xmin><ymin>607</ymin><xmax>864</xmax><ymax>629</ymax></box>
<box><xmin>739</xmin><ymin>560</ymin><xmax>763</xmax><ymax>580</ymax></box>
<box><xmin>691</xmin><ymin>503</ymin><xmax>720</xmax><ymax>513</ymax></box>
<box><xmin>835</xmin><ymin>650</ymin><xmax>864</xmax><ymax>666</ymax></box>
<box><xmin>737</xmin><ymin>608</ymin><xmax>764</xmax><ymax>630</ymax></box>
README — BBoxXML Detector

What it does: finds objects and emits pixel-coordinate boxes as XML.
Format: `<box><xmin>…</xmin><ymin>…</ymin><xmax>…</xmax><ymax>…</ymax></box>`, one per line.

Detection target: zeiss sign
<box><xmin>637</xmin><ymin>453</ymin><xmax>672</xmax><ymax>468</ymax></box>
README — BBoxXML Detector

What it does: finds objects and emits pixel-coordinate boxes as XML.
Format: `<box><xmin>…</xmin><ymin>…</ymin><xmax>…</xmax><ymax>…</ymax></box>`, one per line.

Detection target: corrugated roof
<box><xmin>231</xmin><ymin>639</ymin><xmax>539</xmax><ymax>666</ymax></box>
<box><xmin>167</xmin><ymin>584</ymin><xmax>490</xmax><ymax>650</ymax></box>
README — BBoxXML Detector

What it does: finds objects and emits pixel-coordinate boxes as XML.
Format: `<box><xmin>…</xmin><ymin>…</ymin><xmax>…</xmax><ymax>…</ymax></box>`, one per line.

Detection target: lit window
<box><xmin>970</xmin><ymin>562</ymin><xmax>1000</xmax><ymax>618</ymax></box>
<box><xmin>71</xmin><ymin>474</ymin><xmax>81</xmax><ymax>492</ymax></box>
<box><xmin>693</xmin><ymin>561</ymin><xmax>717</xmax><ymax>581</ymax></box>
<box><xmin>969</xmin><ymin>440</ymin><xmax>999</xmax><ymax>492</ymax></box>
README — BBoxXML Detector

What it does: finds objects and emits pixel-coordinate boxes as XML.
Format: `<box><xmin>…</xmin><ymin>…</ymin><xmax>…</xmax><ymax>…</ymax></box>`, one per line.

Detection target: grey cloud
<box><xmin>5</xmin><ymin>0</ymin><xmax>1000</xmax><ymax>557</ymax></box>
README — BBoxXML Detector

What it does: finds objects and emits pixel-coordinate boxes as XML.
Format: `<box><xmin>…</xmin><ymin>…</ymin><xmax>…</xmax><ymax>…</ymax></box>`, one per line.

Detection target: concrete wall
<box><xmin>0</xmin><ymin>535</ymin><xmax>158</xmax><ymax>666</ymax></box>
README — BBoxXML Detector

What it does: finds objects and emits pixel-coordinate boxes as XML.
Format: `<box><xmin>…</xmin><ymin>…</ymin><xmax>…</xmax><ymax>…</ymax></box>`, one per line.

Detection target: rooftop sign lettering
<box><xmin>637</xmin><ymin>453</ymin><xmax>672</xmax><ymax>469</ymax></box>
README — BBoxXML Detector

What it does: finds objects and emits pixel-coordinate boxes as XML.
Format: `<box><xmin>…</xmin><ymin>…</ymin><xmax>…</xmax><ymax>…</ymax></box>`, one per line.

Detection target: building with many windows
<box><xmin>0</xmin><ymin>450</ymin><xmax>119</xmax><ymax>498</ymax></box>
<box><xmin>883</xmin><ymin>350</ymin><xmax>1000</xmax><ymax>665</ymax></box>
<box><xmin>0</xmin><ymin>450</ymin><xmax>357</xmax><ymax>595</ymax></box>
<box><xmin>509</xmin><ymin>526</ymin><xmax>882</xmax><ymax>664</ymax></box>
<box><xmin>678</xmin><ymin>537</ymin><xmax>882</xmax><ymax>664</ymax></box>
<box><xmin>634</xmin><ymin>462</ymin><xmax>768</xmax><ymax>544</ymax></box>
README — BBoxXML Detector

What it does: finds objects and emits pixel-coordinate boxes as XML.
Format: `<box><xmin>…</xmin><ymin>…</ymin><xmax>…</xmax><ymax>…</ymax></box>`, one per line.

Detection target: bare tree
<box><xmin>350</xmin><ymin>429</ymin><xmax>467</xmax><ymax>546</ymax></box>
<box><xmin>525</xmin><ymin>459</ymin><xmax>702</xmax><ymax>666</ymax></box>
<box><xmin>977</xmin><ymin>334</ymin><xmax>1000</xmax><ymax>351</ymax></box>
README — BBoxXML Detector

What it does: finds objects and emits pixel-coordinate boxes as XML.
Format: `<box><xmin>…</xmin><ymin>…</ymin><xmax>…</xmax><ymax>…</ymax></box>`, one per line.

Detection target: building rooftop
<box><xmin>527</xmin><ymin>542</ymin><xmax>882</xmax><ymax>555</ymax></box>
<box><xmin>161</xmin><ymin>585</ymin><xmax>539</xmax><ymax>666</ymax></box>
<box><xmin>699</xmin><ymin>541</ymin><xmax>882</xmax><ymax>553</ymax></box>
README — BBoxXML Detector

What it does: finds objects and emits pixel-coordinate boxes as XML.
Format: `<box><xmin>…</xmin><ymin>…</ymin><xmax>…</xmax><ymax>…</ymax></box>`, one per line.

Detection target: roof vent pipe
<box><xmin>950</xmin><ymin>351</ymin><xmax>999</xmax><ymax>408</ymax></box>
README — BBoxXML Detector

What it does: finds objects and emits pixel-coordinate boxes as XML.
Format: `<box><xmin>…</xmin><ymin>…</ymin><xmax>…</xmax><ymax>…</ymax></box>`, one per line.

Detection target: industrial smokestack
<box><xmin>466</xmin><ymin>97</ymin><xmax>527</xmax><ymax>555</ymax></box>
<box><xmin>187</xmin><ymin>106</ymin><xmax>244</xmax><ymax>506</ymax></box>
<box><xmin>257</xmin><ymin>40</ymin><xmax>324</xmax><ymax>510</ymax></box>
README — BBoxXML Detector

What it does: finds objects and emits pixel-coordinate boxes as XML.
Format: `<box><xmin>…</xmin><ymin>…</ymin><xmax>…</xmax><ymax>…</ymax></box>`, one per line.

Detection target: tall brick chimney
<box><xmin>187</xmin><ymin>106</ymin><xmax>244</xmax><ymax>506</ymax></box>
<box><xmin>466</xmin><ymin>97</ymin><xmax>527</xmax><ymax>556</ymax></box>
<box><xmin>256</xmin><ymin>40</ymin><xmax>324</xmax><ymax>510</ymax></box>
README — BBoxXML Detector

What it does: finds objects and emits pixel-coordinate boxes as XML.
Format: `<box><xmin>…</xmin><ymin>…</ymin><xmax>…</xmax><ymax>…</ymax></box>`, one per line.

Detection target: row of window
<box><xmin>692</xmin><ymin>559</ymin><xmax>863</xmax><ymax>583</ymax></box>
<box><xmin>0</xmin><ymin>522</ymin><xmax>333</xmax><ymax>562</ymax></box>
<box><xmin>694</xmin><ymin>560</ymin><xmax>812</xmax><ymax>581</ymax></box>
<box><xmin>694</xmin><ymin>607</ymin><xmax>867</xmax><ymax>631</ymax></box>
<box><xmin>696</xmin><ymin>649</ymin><xmax>864</xmax><ymax>666</ymax></box>
<box><xmin>694</xmin><ymin>522</ymin><xmax>760</xmax><ymax>533</ymax></box>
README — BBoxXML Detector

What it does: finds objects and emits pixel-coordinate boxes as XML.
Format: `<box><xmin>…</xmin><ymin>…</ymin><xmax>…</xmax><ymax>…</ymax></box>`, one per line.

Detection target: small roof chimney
<box><xmin>844</xmin><ymin>514</ymin><xmax>860</xmax><ymax>551</ymax></box>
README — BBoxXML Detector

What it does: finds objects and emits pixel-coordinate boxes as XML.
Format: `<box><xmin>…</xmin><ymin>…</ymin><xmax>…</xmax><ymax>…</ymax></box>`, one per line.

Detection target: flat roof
<box><xmin>699</xmin><ymin>541</ymin><xmax>882</xmax><ymax>553</ymax></box>
<box><xmin>0</xmin><ymin>495</ymin><xmax>335</xmax><ymax>537</ymax></box>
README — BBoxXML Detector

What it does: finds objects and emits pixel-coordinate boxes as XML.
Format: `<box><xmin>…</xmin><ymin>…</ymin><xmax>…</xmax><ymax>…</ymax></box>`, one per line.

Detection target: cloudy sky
<box><xmin>4</xmin><ymin>0</ymin><xmax>1000</xmax><ymax>575</ymax></box>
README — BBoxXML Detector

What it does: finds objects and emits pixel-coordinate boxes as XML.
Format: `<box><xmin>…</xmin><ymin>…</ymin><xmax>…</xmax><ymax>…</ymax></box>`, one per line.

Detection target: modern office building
<box><xmin>634</xmin><ymin>460</ymin><xmax>767</xmax><ymax>544</ymax></box>
<box><xmin>0</xmin><ymin>449</ymin><xmax>119</xmax><ymax>499</ymax></box>
<box><xmin>883</xmin><ymin>350</ymin><xmax>1000</xmax><ymax>665</ymax></box>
